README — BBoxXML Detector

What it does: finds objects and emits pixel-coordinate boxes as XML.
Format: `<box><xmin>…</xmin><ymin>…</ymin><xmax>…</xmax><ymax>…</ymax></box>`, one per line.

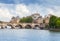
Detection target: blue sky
<box><xmin>0</xmin><ymin>0</ymin><xmax>60</xmax><ymax>21</ymax></box>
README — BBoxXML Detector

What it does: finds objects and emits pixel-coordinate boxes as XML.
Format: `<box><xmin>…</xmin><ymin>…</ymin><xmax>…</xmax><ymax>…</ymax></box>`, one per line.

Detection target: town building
<box><xmin>44</xmin><ymin>14</ymin><xmax>52</xmax><ymax>25</ymax></box>
<box><xmin>10</xmin><ymin>16</ymin><xmax>20</xmax><ymax>23</ymax></box>
<box><xmin>31</xmin><ymin>13</ymin><xmax>43</xmax><ymax>24</ymax></box>
<box><xmin>31</xmin><ymin>13</ymin><xmax>45</xmax><ymax>28</ymax></box>
<box><xmin>10</xmin><ymin>13</ymin><xmax>52</xmax><ymax>28</ymax></box>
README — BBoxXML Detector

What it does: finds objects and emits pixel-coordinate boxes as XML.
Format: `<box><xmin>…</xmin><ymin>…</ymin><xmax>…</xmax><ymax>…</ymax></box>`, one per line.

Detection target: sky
<box><xmin>0</xmin><ymin>0</ymin><xmax>60</xmax><ymax>22</ymax></box>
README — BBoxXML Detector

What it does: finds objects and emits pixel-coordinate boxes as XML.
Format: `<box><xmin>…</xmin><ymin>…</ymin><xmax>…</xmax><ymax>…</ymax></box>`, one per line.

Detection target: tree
<box><xmin>49</xmin><ymin>15</ymin><xmax>57</xmax><ymax>29</ymax></box>
<box><xmin>20</xmin><ymin>16</ymin><xmax>33</xmax><ymax>23</ymax></box>
<box><xmin>55</xmin><ymin>17</ymin><xmax>60</xmax><ymax>28</ymax></box>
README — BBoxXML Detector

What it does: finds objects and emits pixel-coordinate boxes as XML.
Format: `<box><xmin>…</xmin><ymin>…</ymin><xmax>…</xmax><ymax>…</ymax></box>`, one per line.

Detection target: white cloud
<box><xmin>27</xmin><ymin>4</ymin><xmax>60</xmax><ymax>17</ymax></box>
<box><xmin>46</xmin><ymin>6</ymin><xmax>60</xmax><ymax>17</ymax></box>
<box><xmin>0</xmin><ymin>4</ymin><xmax>30</xmax><ymax>21</ymax></box>
<box><xmin>0</xmin><ymin>3</ymin><xmax>60</xmax><ymax>22</ymax></box>
<box><xmin>47</xmin><ymin>8</ymin><xmax>54</xmax><ymax>14</ymax></box>
<box><xmin>0</xmin><ymin>4</ymin><xmax>15</xmax><ymax>21</ymax></box>
<box><xmin>0</xmin><ymin>8</ymin><xmax>13</xmax><ymax>18</ymax></box>
<box><xmin>15</xmin><ymin>4</ymin><xmax>30</xmax><ymax>17</ymax></box>
<box><xmin>0</xmin><ymin>8</ymin><xmax>15</xmax><ymax>22</ymax></box>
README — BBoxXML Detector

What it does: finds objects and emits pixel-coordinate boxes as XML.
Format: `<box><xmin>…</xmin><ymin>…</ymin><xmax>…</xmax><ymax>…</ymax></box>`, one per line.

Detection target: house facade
<box><xmin>10</xmin><ymin>16</ymin><xmax>20</xmax><ymax>24</ymax></box>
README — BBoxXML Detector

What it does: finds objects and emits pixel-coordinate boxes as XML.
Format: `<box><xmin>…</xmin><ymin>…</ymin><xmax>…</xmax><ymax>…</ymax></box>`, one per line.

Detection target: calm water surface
<box><xmin>0</xmin><ymin>29</ymin><xmax>60</xmax><ymax>41</ymax></box>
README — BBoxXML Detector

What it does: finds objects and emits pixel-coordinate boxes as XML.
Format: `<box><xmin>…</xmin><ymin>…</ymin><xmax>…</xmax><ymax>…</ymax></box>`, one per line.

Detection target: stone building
<box><xmin>31</xmin><ymin>13</ymin><xmax>43</xmax><ymax>24</ymax></box>
<box><xmin>9</xmin><ymin>13</ymin><xmax>51</xmax><ymax>28</ymax></box>
<box><xmin>10</xmin><ymin>16</ymin><xmax>20</xmax><ymax>23</ymax></box>
<box><xmin>31</xmin><ymin>13</ymin><xmax>40</xmax><ymax>20</ymax></box>
<box><xmin>44</xmin><ymin>14</ymin><xmax>52</xmax><ymax>26</ymax></box>
<box><xmin>31</xmin><ymin>13</ymin><xmax>52</xmax><ymax>28</ymax></box>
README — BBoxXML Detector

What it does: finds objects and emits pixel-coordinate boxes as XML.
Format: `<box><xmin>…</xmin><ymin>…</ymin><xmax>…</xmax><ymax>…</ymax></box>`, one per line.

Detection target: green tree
<box><xmin>49</xmin><ymin>15</ymin><xmax>57</xmax><ymax>29</ymax></box>
<box><xmin>20</xmin><ymin>16</ymin><xmax>33</xmax><ymax>23</ymax></box>
<box><xmin>55</xmin><ymin>17</ymin><xmax>60</xmax><ymax>28</ymax></box>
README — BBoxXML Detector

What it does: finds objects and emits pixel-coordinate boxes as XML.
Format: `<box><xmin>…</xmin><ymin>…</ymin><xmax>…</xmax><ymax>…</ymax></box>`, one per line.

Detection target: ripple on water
<box><xmin>0</xmin><ymin>29</ymin><xmax>60</xmax><ymax>41</ymax></box>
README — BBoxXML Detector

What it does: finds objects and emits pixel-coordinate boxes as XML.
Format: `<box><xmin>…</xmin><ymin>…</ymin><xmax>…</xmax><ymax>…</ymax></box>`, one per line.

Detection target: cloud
<box><xmin>27</xmin><ymin>4</ymin><xmax>60</xmax><ymax>17</ymax></box>
<box><xmin>0</xmin><ymin>4</ymin><xmax>15</xmax><ymax>21</ymax></box>
<box><xmin>0</xmin><ymin>3</ymin><xmax>30</xmax><ymax>21</ymax></box>
<box><xmin>0</xmin><ymin>3</ymin><xmax>60</xmax><ymax>22</ymax></box>
<box><xmin>0</xmin><ymin>8</ymin><xmax>13</xmax><ymax>18</ymax></box>
<box><xmin>0</xmin><ymin>7</ymin><xmax>15</xmax><ymax>22</ymax></box>
<box><xmin>15</xmin><ymin>4</ymin><xmax>30</xmax><ymax>17</ymax></box>
<box><xmin>46</xmin><ymin>6</ymin><xmax>60</xmax><ymax>17</ymax></box>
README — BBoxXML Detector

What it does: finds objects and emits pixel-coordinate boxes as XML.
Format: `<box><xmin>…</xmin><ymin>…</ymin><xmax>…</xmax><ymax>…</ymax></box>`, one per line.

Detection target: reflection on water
<box><xmin>0</xmin><ymin>29</ymin><xmax>60</xmax><ymax>41</ymax></box>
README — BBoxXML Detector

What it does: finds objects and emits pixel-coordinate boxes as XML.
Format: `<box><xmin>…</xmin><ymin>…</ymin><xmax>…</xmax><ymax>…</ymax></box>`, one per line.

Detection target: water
<box><xmin>0</xmin><ymin>29</ymin><xmax>60</xmax><ymax>41</ymax></box>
